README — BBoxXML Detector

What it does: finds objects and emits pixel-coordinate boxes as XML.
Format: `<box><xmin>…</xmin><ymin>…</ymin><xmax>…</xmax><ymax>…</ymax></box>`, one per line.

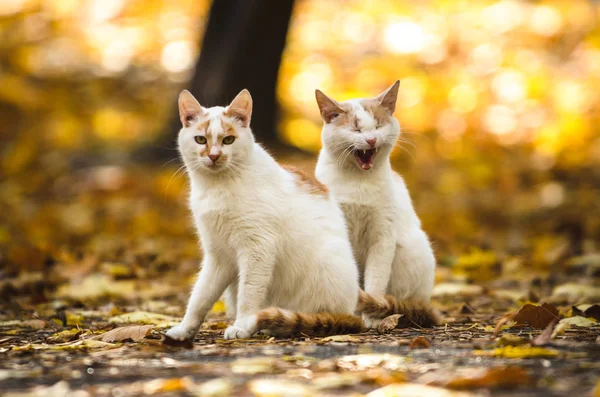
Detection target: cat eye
<box><xmin>194</xmin><ymin>136</ymin><xmax>207</xmax><ymax>145</ymax></box>
<box><xmin>222</xmin><ymin>135</ymin><xmax>236</xmax><ymax>145</ymax></box>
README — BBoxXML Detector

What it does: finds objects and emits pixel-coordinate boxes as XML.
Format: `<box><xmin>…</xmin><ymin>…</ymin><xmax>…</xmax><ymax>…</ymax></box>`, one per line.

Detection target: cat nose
<box><xmin>208</xmin><ymin>153</ymin><xmax>221</xmax><ymax>163</ymax></box>
<box><xmin>366</xmin><ymin>138</ymin><xmax>377</xmax><ymax>147</ymax></box>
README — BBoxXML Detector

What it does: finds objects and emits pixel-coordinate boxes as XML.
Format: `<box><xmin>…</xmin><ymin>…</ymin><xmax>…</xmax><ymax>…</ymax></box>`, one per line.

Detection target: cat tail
<box><xmin>254</xmin><ymin>307</ymin><xmax>365</xmax><ymax>337</ymax></box>
<box><xmin>357</xmin><ymin>289</ymin><xmax>441</xmax><ymax>328</ymax></box>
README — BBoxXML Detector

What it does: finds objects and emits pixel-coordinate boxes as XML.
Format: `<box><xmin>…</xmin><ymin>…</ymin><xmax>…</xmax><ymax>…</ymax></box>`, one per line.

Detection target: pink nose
<box><xmin>366</xmin><ymin>138</ymin><xmax>377</xmax><ymax>147</ymax></box>
<box><xmin>208</xmin><ymin>154</ymin><xmax>221</xmax><ymax>163</ymax></box>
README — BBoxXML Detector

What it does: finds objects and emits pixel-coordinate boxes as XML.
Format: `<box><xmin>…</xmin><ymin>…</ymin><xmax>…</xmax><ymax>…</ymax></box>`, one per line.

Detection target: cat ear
<box><xmin>315</xmin><ymin>90</ymin><xmax>345</xmax><ymax>123</ymax></box>
<box><xmin>225</xmin><ymin>89</ymin><xmax>253</xmax><ymax>127</ymax></box>
<box><xmin>375</xmin><ymin>80</ymin><xmax>400</xmax><ymax>114</ymax></box>
<box><xmin>179</xmin><ymin>90</ymin><xmax>204</xmax><ymax>127</ymax></box>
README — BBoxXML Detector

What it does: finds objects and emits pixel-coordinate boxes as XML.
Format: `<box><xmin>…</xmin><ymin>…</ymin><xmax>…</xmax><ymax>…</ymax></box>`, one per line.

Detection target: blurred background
<box><xmin>1</xmin><ymin>0</ymin><xmax>599</xmax><ymax>288</ymax></box>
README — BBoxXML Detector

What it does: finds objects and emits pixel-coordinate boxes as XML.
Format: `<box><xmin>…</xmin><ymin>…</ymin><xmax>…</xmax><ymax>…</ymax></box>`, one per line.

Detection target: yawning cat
<box><xmin>315</xmin><ymin>81</ymin><xmax>440</xmax><ymax>328</ymax></box>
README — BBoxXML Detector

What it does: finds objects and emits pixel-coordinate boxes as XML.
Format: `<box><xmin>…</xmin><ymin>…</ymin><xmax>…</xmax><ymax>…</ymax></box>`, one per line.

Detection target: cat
<box><xmin>315</xmin><ymin>81</ymin><xmax>440</xmax><ymax>328</ymax></box>
<box><xmin>165</xmin><ymin>88</ymin><xmax>364</xmax><ymax>341</ymax></box>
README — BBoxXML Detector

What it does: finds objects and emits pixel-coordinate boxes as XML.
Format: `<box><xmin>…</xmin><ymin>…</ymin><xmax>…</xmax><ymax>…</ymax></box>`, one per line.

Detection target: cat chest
<box><xmin>339</xmin><ymin>203</ymin><xmax>377</xmax><ymax>260</ymax></box>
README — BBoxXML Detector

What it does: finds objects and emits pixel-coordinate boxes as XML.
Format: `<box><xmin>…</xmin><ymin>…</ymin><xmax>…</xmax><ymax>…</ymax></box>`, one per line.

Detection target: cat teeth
<box><xmin>362</xmin><ymin>150</ymin><xmax>366</xmax><ymax>155</ymax></box>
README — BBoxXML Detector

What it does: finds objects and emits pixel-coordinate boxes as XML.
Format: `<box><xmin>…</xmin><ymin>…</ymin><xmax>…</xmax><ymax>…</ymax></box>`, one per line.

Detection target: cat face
<box><xmin>316</xmin><ymin>81</ymin><xmax>400</xmax><ymax>171</ymax></box>
<box><xmin>178</xmin><ymin>89</ymin><xmax>254</xmax><ymax>174</ymax></box>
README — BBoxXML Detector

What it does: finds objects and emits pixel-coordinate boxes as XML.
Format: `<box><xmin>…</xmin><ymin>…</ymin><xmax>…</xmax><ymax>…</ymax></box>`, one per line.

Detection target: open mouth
<box><xmin>353</xmin><ymin>148</ymin><xmax>377</xmax><ymax>170</ymax></box>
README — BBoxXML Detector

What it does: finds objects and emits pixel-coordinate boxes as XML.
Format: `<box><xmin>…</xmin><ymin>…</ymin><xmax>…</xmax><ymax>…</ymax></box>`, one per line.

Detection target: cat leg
<box><xmin>362</xmin><ymin>225</ymin><xmax>396</xmax><ymax>329</ymax></box>
<box><xmin>166</xmin><ymin>256</ymin><xmax>235</xmax><ymax>341</ymax></box>
<box><xmin>389</xmin><ymin>229</ymin><xmax>435</xmax><ymax>302</ymax></box>
<box><xmin>224</xmin><ymin>242</ymin><xmax>276</xmax><ymax>340</ymax></box>
<box><xmin>223</xmin><ymin>280</ymin><xmax>238</xmax><ymax>320</ymax></box>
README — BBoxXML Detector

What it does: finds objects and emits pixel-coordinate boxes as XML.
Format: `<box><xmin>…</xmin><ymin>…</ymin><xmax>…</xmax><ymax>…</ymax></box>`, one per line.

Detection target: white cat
<box><xmin>315</xmin><ymin>81</ymin><xmax>439</xmax><ymax>328</ymax></box>
<box><xmin>165</xmin><ymin>89</ymin><xmax>363</xmax><ymax>341</ymax></box>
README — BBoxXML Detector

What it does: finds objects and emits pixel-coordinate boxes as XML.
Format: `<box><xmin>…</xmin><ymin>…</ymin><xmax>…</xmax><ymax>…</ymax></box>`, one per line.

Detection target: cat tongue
<box><xmin>354</xmin><ymin>149</ymin><xmax>376</xmax><ymax>170</ymax></box>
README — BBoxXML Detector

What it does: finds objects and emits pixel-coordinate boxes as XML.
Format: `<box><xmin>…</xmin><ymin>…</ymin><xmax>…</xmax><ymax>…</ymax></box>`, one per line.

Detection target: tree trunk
<box><xmin>186</xmin><ymin>0</ymin><xmax>295</xmax><ymax>143</ymax></box>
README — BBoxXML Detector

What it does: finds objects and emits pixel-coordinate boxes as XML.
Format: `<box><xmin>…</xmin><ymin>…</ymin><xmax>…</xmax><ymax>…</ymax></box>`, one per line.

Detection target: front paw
<box><xmin>362</xmin><ymin>314</ymin><xmax>381</xmax><ymax>330</ymax></box>
<box><xmin>224</xmin><ymin>325</ymin><xmax>251</xmax><ymax>340</ymax></box>
<box><xmin>165</xmin><ymin>323</ymin><xmax>198</xmax><ymax>341</ymax></box>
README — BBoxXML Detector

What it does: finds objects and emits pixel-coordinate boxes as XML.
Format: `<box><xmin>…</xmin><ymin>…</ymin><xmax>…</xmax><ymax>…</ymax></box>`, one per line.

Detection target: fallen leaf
<box><xmin>336</xmin><ymin>354</ymin><xmax>407</xmax><ymax>371</ymax></box>
<box><xmin>368</xmin><ymin>383</ymin><xmax>478</xmax><ymax>397</ymax></box>
<box><xmin>193</xmin><ymin>378</ymin><xmax>233</xmax><ymax>397</ymax></box>
<box><xmin>572</xmin><ymin>304</ymin><xmax>600</xmax><ymax>321</ymax></box>
<box><xmin>378</xmin><ymin>314</ymin><xmax>403</xmax><ymax>334</ymax></box>
<box><xmin>321</xmin><ymin>334</ymin><xmax>359</xmax><ymax>343</ymax></box>
<box><xmin>513</xmin><ymin>303</ymin><xmax>560</xmax><ymax>329</ymax></box>
<box><xmin>231</xmin><ymin>357</ymin><xmax>280</xmax><ymax>375</ymax></box>
<box><xmin>422</xmin><ymin>367</ymin><xmax>531</xmax><ymax>389</ymax></box>
<box><xmin>92</xmin><ymin>325</ymin><xmax>154</xmax><ymax>342</ymax></box>
<box><xmin>474</xmin><ymin>346</ymin><xmax>560</xmax><ymax>358</ymax></box>
<box><xmin>312</xmin><ymin>372</ymin><xmax>362</xmax><ymax>389</ymax></box>
<box><xmin>493</xmin><ymin>313</ymin><xmax>515</xmax><ymax>337</ymax></box>
<box><xmin>249</xmin><ymin>379</ymin><xmax>313</xmax><ymax>397</ymax></box>
<box><xmin>161</xmin><ymin>334</ymin><xmax>194</xmax><ymax>349</ymax></box>
<box><xmin>558</xmin><ymin>316</ymin><xmax>597</xmax><ymax>327</ymax></box>
<box><xmin>0</xmin><ymin>319</ymin><xmax>47</xmax><ymax>329</ymax></box>
<box><xmin>409</xmin><ymin>336</ymin><xmax>431</xmax><ymax>349</ymax></box>
<box><xmin>13</xmin><ymin>339</ymin><xmax>114</xmax><ymax>351</ymax></box>
<box><xmin>47</xmin><ymin>328</ymin><xmax>82</xmax><ymax>343</ymax></box>
<box><xmin>109</xmin><ymin>311</ymin><xmax>180</xmax><ymax>327</ymax></box>
<box><xmin>551</xmin><ymin>283</ymin><xmax>600</xmax><ymax>303</ymax></box>
<box><xmin>496</xmin><ymin>334</ymin><xmax>529</xmax><ymax>347</ymax></box>
<box><xmin>532</xmin><ymin>318</ymin><xmax>559</xmax><ymax>346</ymax></box>
<box><xmin>143</xmin><ymin>377</ymin><xmax>192</xmax><ymax>394</ymax></box>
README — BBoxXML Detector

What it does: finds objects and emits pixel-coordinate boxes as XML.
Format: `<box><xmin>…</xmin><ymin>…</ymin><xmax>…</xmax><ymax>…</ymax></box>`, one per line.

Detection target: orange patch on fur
<box><xmin>281</xmin><ymin>165</ymin><xmax>329</xmax><ymax>196</ymax></box>
<box><xmin>220</xmin><ymin>119</ymin><xmax>238</xmax><ymax>137</ymax></box>
<box><xmin>361</xmin><ymin>99</ymin><xmax>391</xmax><ymax>124</ymax></box>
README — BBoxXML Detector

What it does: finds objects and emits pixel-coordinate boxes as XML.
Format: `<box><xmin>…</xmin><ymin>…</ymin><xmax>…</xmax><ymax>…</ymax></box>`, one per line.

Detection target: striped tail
<box><xmin>357</xmin><ymin>290</ymin><xmax>441</xmax><ymax>328</ymax></box>
<box><xmin>255</xmin><ymin>307</ymin><xmax>365</xmax><ymax>337</ymax></box>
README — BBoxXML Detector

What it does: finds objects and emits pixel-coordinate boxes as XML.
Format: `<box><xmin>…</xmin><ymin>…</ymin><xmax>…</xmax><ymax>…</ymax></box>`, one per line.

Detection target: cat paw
<box><xmin>165</xmin><ymin>324</ymin><xmax>198</xmax><ymax>341</ymax></box>
<box><xmin>362</xmin><ymin>314</ymin><xmax>381</xmax><ymax>330</ymax></box>
<box><xmin>224</xmin><ymin>325</ymin><xmax>251</xmax><ymax>340</ymax></box>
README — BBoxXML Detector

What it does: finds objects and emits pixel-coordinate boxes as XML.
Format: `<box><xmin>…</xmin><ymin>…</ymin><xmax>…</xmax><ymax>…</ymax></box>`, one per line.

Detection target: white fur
<box><xmin>316</xmin><ymin>98</ymin><xmax>436</xmax><ymax>324</ymax></box>
<box><xmin>166</xmin><ymin>95</ymin><xmax>359</xmax><ymax>341</ymax></box>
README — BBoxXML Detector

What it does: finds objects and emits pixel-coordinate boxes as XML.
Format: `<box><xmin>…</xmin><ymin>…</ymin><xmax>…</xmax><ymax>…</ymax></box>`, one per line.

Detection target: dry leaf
<box><xmin>409</xmin><ymin>336</ymin><xmax>431</xmax><ymax>349</ymax></box>
<box><xmin>435</xmin><ymin>367</ymin><xmax>531</xmax><ymax>389</ymax></box>
<box><xmin>558</xmin><ymin>316</ymin><xmax>597</xmax><ymax>327</ymax></box>
<box><xmin>47</xmin><ymin>328</ymin><xmax>82</xmax><ymax>343</ymax></box>
<box><xmin>92</xmin><ymin>325</ymin><xmax>154</xmax><ymax>342</ymax></box>
<box><xmin>532</xmin><ymin>318</ymin><xmax>559</xmax><ymax>346</ymax></box>
<box><xmin>513</xmin><ymin>303</ymin><xmax>560</xmax><ymax>329</ymax></box>
<box><xmin>249</xmin><ymin>379</ymin><xmax>312</xmax><ymax>397</ymax></box>
<box><xmin>161</xmin><ymin>334</ymin><xmax>194</xmax><ymax>349</ymax></box>
<box><xmin>321</xmin><ymin>334</ymin><xmax>359</xmax><ymax>343</ymax></box>
<box><xmin>496</xmin><ymin>334</ymin><xmax>529</xmax><ymax>347</ymax></box>
<box><xmin>143</xmin><ymin>377</ymin><xmax>192</xmax><ymax>394</ymax></box>
<box><xmin>109</xmin><ymin>311</ymin><xmax>180</xmax><ymax>327</ymax></box>
<box><xmin>378</xmin><ymin>314</ymin><xmax>403</xmax><ymax>334</ymax></box>
<box><xmin>474</xmin><ymin>346</ymin><xmax>560</xmax><ymax>358</ymax></box>
<box><xmin>368</xmin><ymin>383</ymin><xmax>478</xmax><ymax>397</ymax></box>
<box><xmin>572</xmin><ymin>304</ymin><xmax>600</xmax><ymax>321</ymax></box>
<box><xmin>493</xmin><ymin>313</ymin><xmax>515</xmax><ymax>337</ymax></box>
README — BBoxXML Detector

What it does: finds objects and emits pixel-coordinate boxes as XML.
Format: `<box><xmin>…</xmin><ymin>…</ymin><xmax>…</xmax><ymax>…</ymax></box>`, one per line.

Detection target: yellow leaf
<box><xmin>109</xmin><ymin>311</ymin><xmax>180</xmax><ymax>327</ymax></box>
<box><xmin>210</xmin><ymin>300</ymin><xmax>226</xmax><ymax>314</ymax></box>
<box><xmin>558</xmin><ymin>316</ymin><xmax>597</xmax><ymax>327</ymax></box>
<box><xmin>474</xmin><ymin>346</ymin><xmax>560</xmax><ymax>358</ymax></box>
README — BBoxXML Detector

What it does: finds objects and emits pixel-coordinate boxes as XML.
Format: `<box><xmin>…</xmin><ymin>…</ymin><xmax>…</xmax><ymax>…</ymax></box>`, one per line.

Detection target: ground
<box><xmin>1</xmin><ymin>160</ymin><xmax>599</xmax><ymax>397</ymax></box>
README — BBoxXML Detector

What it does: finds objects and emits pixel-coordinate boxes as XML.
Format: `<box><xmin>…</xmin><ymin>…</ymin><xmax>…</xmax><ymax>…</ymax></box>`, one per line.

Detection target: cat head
<box><xmin>178</xmin><ymin>89</ymin><xmax>254</xmax><ymax>174</ymax></box>
<box><xmin>316</xmin><ymin>81</ymin><xmax>400</xmax><ymax>171</ymax></box>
